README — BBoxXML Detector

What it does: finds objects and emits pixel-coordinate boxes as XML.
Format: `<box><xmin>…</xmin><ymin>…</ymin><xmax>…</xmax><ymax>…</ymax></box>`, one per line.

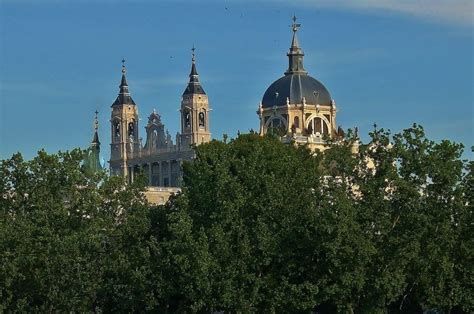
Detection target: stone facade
<box><xmin>145</xmin><ymin>187</ymin><xmax>181</xmax><ymax>205</ymax></box>
<box><xmin>108</xmin><ymin>54</ymin><xmax>211</xmax><ymax>204</ymax></box>
<box><xmin>258</xmin><ymin>99</ymin><xmax>340</xmax><ymax>152</ymax></box>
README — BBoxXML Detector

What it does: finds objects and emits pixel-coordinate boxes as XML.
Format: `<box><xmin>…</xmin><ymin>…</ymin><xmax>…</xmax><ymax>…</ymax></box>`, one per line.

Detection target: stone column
<box><xmin>148</xmin><ymin>163</ymin><xmax>152</xmax><ymax>186</ymax></box>
<box><xmin>159</xmin><ymin>162</ymin><xmax>163</xmax><ymax>186</ymax></box>
<box><xmin>178</xmin><ymin>159</ymin><xmax>183</xmax><ymax>186</ymax></box>
<box><xmin>193</xmin><ymin>107</ymin><xmax>197</xmax><ymax>145</ymax></box>
<box><xmin>168</xmin><ymin>161</ymin><xmax>172</xmax><ymax>187</ymax></box>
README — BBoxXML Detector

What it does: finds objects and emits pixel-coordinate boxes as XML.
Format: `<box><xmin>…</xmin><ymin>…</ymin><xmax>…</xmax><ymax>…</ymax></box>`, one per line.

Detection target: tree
<box><xmin>163</xmin><ymin>127</ymin><xmax>472</xmax><ymax>312</ymax></box>
<box><xmin>0</xmin><ymin>149</ymin><xmax>151</xmax><ymax>311</ymax></box>
<box><xmin>0</xmin><ymin>125</ymin><xmax>471</xmax><ymax>312</ymax></box>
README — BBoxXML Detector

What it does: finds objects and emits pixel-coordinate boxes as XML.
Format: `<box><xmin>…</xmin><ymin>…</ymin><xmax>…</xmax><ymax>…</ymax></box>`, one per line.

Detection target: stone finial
<box><xmin>121</xmin><ymin>58</ymin><xmax>126</xmax><ymax>74</ymax></box>
<box><xmin>93</xmin><ymin>110</ymin><xmax>99</xmax><ymax>132</ymax></box>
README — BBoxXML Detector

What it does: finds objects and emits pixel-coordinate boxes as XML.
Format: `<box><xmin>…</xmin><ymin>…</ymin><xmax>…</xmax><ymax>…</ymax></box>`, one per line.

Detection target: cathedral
<box><xmin>84</xmin><ymin>17</ymin><xmax>347</xmax><ymax>204</ymax></box>
<box><xmin>100</xmin><ymin>48</ymin><xmax>210</xmax><ymax>203</ymax></box>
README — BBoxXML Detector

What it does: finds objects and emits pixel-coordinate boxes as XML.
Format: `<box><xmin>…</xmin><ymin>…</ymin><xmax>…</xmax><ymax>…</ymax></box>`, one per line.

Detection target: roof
<box><xmin>92</xmin><ymin>130</ymin><xmax>100</xmax><ymax>145</ymax></box>
<box><xmin>111</xmin><ymin>66</ymin><xmax>137</xmax><ymax>107</ymax></box>
<box><xmin>183</xmin><ymin>52</ymin><xmax>206</xmax><ymax>96</ymax></box>
<box><xmin>262</xmin><ymin>74</ymin><xmax>331</xmax><ymax>108</ymax></box>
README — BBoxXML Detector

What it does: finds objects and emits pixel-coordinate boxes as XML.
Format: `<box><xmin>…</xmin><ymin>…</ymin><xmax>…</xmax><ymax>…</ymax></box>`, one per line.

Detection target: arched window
<box><xmin>199</xmin><ymin>111</ymin><xmax>205</xmax><ymax>128</ymax></box>
<box><xmin>267</xmin><ymin>117</ymin><xmax>286</xmax><ymax>135</ymax></box>
<box><xmin>308</xmin><ymin>117</ymin><xmax>329</xmax><ymax>135</ymax></box>
<box><xmin>183</xmin><ymin>110</ymin><xmax>191</xmax><ymax>128</ymax></box>
<box><xmin>113</xmin><ymin>121</ymin><xmax>121</xmax><ymax>141</ymax></box>
<box><xmin>128</xmin><ymin>120</ymin><xmax>135</xmax><ymax>139</ymax></box>
<box><xmin>293</xmin><ymin>116</ymin><xmax>299</xmax><ymax>128</ymax></box>
<box><xmin>269</xmin><ymin>118</ymin><xmax>283</xmax><ymax>129</ymax></box>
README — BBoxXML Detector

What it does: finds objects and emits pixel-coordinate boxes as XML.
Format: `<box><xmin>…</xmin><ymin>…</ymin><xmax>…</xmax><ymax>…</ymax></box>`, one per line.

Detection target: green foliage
<box><xmin>0</xmin><ymin>149</ymin><xmax>150</xmax><ymax>311</ymax></box>
<box><xmin>0</xmin><ymin>125</ymin><xmax>471</xmax><ymax>312</ymax></box>
<box><xmin>165</xmin><ymin>127</ymin><xmax>471</xmax><ymax>312</ymax></box>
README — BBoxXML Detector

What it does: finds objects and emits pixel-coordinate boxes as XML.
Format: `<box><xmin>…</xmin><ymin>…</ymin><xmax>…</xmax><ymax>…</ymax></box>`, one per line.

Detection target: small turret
<box><xmin>285</xmin><ymin>15</ymin><xmax>307</xmax><ymax>76</ymax></box>
<box><xmin>83</xmin><ymin>110</ymin><xmax>103</xmax><ymax>173</ymax></box>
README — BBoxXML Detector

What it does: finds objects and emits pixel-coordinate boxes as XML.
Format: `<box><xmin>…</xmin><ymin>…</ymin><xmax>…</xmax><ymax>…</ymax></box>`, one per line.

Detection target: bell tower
<box><xmin>109</xmin><ymin>59</ymin><xmax>140</xmax><ymax>177</ymax></box>
<box><xmin>180</xmin><ymin>47</ymin><xmax>211</xmax><ymax>148</ymax></box>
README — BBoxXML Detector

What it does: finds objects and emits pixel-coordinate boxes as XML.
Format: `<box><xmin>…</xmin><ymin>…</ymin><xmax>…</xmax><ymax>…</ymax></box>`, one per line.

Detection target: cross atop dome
<box><xmin>286</xmin><ymin>16</ymin><xmax>306</xmax><ymax>75</ymax></box>
<box><xmin>292</xmin><ymin>15</ymin><xmax>301</xmax><ymax>33</ymax></box>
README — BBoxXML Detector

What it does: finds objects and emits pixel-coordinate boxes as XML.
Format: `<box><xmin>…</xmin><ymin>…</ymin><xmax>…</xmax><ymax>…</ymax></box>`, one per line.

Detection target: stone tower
<box><xmin>109</xmin><ymin>60</ymin><xmax>140</xmax><ymax>177</ymax></box>
<box><xmin>180</xmin><ymin>48</ymin><xmax>211</xmax><ymax>148</ymax></box>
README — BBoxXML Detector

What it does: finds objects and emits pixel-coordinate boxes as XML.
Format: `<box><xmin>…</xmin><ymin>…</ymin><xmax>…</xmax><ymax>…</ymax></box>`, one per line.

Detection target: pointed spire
<box><xmin>290</xmin><ymin>15</ymin><xmax>301</xmax><ymax>48</ymax></box>
<box><xmin>285</xmin><ymin>15</ymin><xmax>307</xmax><ymax>76</ymax></box>
<box><xmin>83</xmin><ymin>110</ymin><xmax>102</xmax><ymax>173</ymax></box>
<box><xmin>190</xmin><ymin>45</ymin><xmax>198</xmax><ymax>76</ymax></box>
<box><xmin>92</xmin><ymin>110</ymin><xmax>100</xmax><ymax>145</ymax></box>
<box><xmin>119</xmin><ymin>58</ymin><xmax>129</xmax><ymax>95</ymax></box>
<box><xmin>183</xmin><ymin>46</ymin><xmax>206</xmax><ymax>96</ymax></box>
<box><xmin>112</xmin><ymin>58</ymin><xmax>136</xmax><ymax>107</ymax></box>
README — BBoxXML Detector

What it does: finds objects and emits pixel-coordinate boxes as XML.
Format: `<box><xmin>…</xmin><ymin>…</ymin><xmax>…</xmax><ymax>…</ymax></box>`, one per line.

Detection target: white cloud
<box><xmin>272</xmin><ymin>0</ymin><xmax>473</xmax><ymax>26</ymax></box>
<box><xmin>1</xmin><ymin>0</ymin><xmax>472</xmax><ymax>26</ymax></box>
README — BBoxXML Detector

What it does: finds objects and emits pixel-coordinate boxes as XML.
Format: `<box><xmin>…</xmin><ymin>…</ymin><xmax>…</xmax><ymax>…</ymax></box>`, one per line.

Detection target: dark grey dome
<box><xmin>262</xmin><ymin>74</ymin><xmax>331</xmax><ymax>108</ymax></box>
<box><xmin>262</xmin><ymin>17</ymin><xmax>332</xmax><ymax>108</ymax></box>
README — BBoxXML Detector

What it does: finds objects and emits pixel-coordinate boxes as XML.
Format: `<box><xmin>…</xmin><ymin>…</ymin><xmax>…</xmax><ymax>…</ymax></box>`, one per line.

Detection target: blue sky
<box><xmin>0</xmin><ymin>0</ymin><xmax>472</xmax><ymax>161</ymax></box>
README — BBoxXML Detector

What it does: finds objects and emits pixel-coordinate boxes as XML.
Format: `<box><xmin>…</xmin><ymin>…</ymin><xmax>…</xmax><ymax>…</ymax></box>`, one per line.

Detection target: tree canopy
<box><xmin>0</xmin><ymin>125</ymin><xmax>472</xmax><ymax>312</ymax></box>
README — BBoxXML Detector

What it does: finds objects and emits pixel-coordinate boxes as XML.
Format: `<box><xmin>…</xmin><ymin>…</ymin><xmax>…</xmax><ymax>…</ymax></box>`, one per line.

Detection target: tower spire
<box><xmin>285</xmin><ymin>15</ymin><xmax>307</xmax><ymax>76</ymax></box>
<box><xmin>120</xmin><ymin>58</ymin><xmax>129</xmax><ymax>95</ymax></box>
<box><xmin>183</xmin><ymin>46</ymin><xmax>206</xmax><ymax>95</ymax></box>
<box><xmin>190</xmin><ymin>45</ymin><xmax>198</xmax><ymax>77</ymax></box>
<box><xmin>291</xmin><ymin>15</ymin><xmax>301</xmax><ymax>48</ymax></box>
<box><xmin>92</xmin><ymin>110</ymin><xmax>100</xmax><ymax>145</ymax></box>
<box><xmin>83</xmin><ymin>110</ymin><xmax>102</xmax><ymax>173</ymax></box>
<box><xmin>112</xmin><ymin>58</ymin><xmax>136</xmax><ymax>107</ymax></box>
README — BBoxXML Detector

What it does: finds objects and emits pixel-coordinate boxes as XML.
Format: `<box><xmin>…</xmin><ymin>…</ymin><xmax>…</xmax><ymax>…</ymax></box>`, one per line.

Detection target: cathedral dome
<box><xmin>262</xmin><ymin>74</ymin><xmax>331</xmax><ymax>108</ymax></box>
<box><xmin>261</xmin><ymin>17</ymin><xmax>332</xmax><ymax>109</ymax></box>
